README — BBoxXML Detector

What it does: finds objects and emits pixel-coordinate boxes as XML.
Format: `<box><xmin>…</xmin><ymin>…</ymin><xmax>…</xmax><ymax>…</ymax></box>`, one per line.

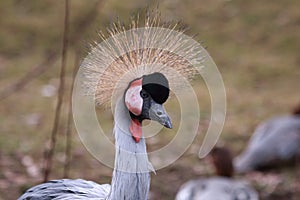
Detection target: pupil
<box><xmin>140</xmin><ymin>90</ymin><xmax>148</xmax><ymax>98</ymax></box>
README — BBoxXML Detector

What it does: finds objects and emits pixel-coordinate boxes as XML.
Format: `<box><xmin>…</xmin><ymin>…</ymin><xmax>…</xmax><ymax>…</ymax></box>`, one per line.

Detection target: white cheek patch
<box><xmin>125</xmin><ymin>79</ymin><xmax>143</xmax><ymax>116</ymax></box>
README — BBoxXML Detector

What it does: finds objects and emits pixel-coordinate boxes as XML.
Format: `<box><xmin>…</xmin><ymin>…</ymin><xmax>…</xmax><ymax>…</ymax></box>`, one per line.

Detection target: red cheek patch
<box><xmin>125</xmin><ymin>79</ymin><xmax>143</xmax><ymax>116</ymax></box>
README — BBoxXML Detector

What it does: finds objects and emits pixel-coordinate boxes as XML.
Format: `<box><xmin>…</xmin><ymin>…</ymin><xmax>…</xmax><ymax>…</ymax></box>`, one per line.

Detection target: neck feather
<box><xmin>108</xmin><ymin>98</ymin><xmax>151</xmax><ymax>200</ymax></box>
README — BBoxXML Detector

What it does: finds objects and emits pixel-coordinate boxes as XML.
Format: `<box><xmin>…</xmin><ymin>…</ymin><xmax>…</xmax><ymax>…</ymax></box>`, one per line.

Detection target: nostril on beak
<box><xmin>157</xmin><ymin>111</ymin><xmax>162</xmax><ymax>116</ymax></box>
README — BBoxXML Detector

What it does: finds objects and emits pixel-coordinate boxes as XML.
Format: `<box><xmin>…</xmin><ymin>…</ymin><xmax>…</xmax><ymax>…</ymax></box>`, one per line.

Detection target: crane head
<box><xmin>125</xmin><ymin>72</ymin><xmax>172</xmax><ymax>142</ymax></box>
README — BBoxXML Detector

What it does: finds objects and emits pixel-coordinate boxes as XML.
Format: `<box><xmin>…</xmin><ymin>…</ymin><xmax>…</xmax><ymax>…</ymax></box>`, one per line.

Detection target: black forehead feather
<box><xmin>142</xmin><ymin>72</ymin><xmax>170</xmax><ymax>104</ymax></box>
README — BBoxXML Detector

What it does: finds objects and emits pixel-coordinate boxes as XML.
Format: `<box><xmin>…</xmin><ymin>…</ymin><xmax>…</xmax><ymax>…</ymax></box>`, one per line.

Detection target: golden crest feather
<box><xmin>81</xmin><ymin>13</ymin><xmax>205</xmax><ymax>107</ymax></box>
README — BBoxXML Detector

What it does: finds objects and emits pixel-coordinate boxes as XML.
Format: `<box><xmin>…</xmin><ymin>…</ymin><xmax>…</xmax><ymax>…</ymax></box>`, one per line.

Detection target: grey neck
<box><xmin>107</xmin><ymin>99</ymin><xmax>151</xmax><ymax>200</ymax></box>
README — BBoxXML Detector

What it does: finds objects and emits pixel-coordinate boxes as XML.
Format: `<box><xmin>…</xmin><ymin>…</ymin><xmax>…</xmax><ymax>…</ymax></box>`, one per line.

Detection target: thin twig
<box><xmin>43</xmin><ymin>0</ymin><xmax>70</xmax><ymax>182</ymax></box>
<box><xmin>63</xmin><ymin>49</ymin><xmax>81</xmax><ymax>178</ymax></box>
<box><xmin>62</xmin><ymin>0</ymin><xmax>104</xmax><ymax>178</ymax></box>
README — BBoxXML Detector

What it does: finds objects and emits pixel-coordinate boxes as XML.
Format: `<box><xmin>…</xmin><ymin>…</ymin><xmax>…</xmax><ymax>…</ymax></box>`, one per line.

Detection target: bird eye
<box><xmin>140</xmin><ymin>90</ymin><xmax>149</xmax><ymax>98</ymax></box>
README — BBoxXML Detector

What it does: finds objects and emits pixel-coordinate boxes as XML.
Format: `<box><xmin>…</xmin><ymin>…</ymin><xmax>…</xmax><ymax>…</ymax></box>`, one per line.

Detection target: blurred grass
<box><xmin>0</xmin><ymin>0</ymin><xmax>300</xmax><ymax>199</ymax></box>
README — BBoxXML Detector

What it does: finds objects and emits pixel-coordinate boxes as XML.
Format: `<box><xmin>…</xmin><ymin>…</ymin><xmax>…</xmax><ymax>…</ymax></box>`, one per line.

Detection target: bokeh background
<box><xmin>0</xmin><ymin>0</ymin><xmax>299</xmax><ymax>199</ymax></box>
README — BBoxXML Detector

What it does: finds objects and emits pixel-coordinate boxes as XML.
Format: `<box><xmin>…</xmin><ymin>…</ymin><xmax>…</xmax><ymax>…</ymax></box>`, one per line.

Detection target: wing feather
<box><xmin>18</xmin><ymin>179</ymin><xmax>111</xmax><ymax>200</ymax></box>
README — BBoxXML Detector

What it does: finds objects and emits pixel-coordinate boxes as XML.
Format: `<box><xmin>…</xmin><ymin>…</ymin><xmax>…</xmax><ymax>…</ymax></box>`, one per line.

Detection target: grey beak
<box><xmin>149</xmin><ymin>100</ymin><xmax>172</xmax><ymax>129</ymax></box>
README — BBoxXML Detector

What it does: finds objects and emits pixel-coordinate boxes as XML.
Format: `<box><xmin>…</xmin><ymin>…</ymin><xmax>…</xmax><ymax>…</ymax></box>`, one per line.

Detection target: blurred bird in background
<box><xmin>176</xmin><ymin>146</ymin><xmax>258</xmax><ymax>200</ymax></box>
<box><xmin>234</xmin><ymin>103</ymin><xmax>300</xmax><ymax>173</ymax></box>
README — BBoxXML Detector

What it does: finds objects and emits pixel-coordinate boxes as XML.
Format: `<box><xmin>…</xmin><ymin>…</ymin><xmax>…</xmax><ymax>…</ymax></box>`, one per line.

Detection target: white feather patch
<box><xmin>125</xmin><ymin>81</ymin><xmax>143</xmax><ymax>116</ymax></box>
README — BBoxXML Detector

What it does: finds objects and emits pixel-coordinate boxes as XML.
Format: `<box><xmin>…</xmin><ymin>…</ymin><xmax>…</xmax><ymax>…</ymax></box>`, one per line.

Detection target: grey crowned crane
<box><xmin>19</xmin><ymin>72</ymin><xmax>171</xmax><ymax>200</ymax></box>
<box><xmin>234</xmin><ymin>104</ymin><xmax>300</xmax><ymax>173</ymax></box>
<box><xmin>19</xmin><ymin>14</ymin><xmax>203</xmax><ymax>200</ymax></box>
<box><xmin>176</xmin><ymin>147</ymin><xmax>258</xmax><ymax>200</ymax></box>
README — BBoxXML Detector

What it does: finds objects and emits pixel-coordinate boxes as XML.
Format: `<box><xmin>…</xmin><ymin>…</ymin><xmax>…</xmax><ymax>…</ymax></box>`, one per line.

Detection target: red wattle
<box><xmin>129</xmin><ymin>119</ymin><xmax>142</xmax><ymax>143</ymax></box>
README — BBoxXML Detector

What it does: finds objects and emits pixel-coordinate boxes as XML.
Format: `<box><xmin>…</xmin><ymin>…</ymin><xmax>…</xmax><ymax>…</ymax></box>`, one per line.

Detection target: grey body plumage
<box><xmin>175</xmin><ymin>147</ymin><xmax>258</xmax><ymax>200</ymax></box>
<box><xmin>18</xmin><ymin>179</ymin><xmax>110</xmax><ymax>200</ymax></box>
<box><xmin>234</xmin><ymin>115</ymin><xmax>300</xmax><ymax>173</ymax></box>
<box><xmin>176</xmin><ymin>177</ymin><xmax>258</xmax><ymax>200</ymax></box>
